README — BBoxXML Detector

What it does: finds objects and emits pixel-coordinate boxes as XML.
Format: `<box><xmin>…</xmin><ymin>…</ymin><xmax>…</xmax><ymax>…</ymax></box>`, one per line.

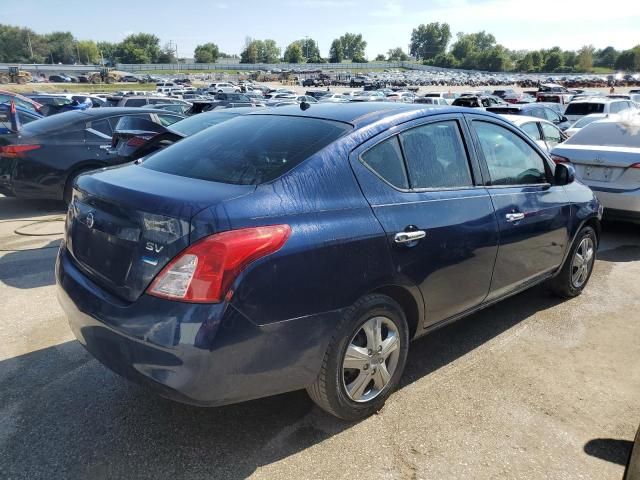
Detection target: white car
<box><xmin>208</xmin><ymin>82</ymin><xmax>240</xmax><ymax>94</ymax></box>
<box><xmin>565</xmin><ymin>113</ymin><xmax>618</xmax><ymax>137</ymax></box>
<box><xmin>423</xmin><ymin>91</ymin><xmax>458</xmax><ymax>105</ymax></box>
<box><xmin>550</xmin><ymin>118</ymin><xmax>640</xmax><ymax>222</ymax></box>
<box><xmin>501</xmin><ymin>114</ymin><xmax>567</xmax><ymax>152</ymax></box>
<box><xmin>563</xmin><ymin>98</ymin><xmax>636</xmax><ymax>123</ymax></box>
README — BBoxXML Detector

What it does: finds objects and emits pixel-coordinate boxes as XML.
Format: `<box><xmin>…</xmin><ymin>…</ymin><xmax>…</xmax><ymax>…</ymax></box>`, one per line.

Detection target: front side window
<box><xmin>361</xmin><ymin>137</ymin><xmax>408</xmax><ymax>189</ymax></box>
<box><xmin>400</xmin><ymin>120</ymin><xmax>473</xmax><ymax>189</ymax></box>
<box><xmin>88</xmin><ymin>119</ymin><xmax>112</xmax><ymax>137</ymax></box>
<box><xmin>521</xmin><ymin>122</ymin><xmax>542</xmax><ymax>140</ymax></box>
<box><xmin>541</xmin><ymin>123</ymin><xmax>562</xmax><ymax>147</ymax></box>
<box><xmin>474</xmin><ymin>121</ymin><xmax>548</xmax><ymax>186</ymax></box>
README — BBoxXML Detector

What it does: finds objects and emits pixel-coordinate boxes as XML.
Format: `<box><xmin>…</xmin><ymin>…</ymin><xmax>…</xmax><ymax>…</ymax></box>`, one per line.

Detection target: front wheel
<box><xmin>307</xmin><ymin>294</ymin><xmax>409</xmax><ymax>420</ymax></box>
<box><xmin>548</xmin><ymin>226</ymin><xmax>597</xmax><ymax>298</ymax></box>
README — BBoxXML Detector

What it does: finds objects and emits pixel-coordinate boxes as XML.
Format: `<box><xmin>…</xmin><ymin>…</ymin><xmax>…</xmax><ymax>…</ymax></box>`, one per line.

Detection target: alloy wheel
<box><xmin>342</xmin><ymin>316</ymin><xmax>401</xmax><ymax>403</ymax></box>
<box><xmin>571</xmin><ymin>237</ymin><xmax>595</xmax><ymax>288</ymax></box>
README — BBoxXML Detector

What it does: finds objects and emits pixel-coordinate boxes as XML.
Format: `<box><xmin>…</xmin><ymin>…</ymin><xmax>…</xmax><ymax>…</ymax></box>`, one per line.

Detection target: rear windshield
<box><xmin>565</xmin><ymin>121</ymin><xmax>640</xmax><ymax>148</ymax></box>
<box><xmin>21</xmin><ymin>110</ymin><xmax>87</xmax><ymax>134</ymax></box>
<box><xmin>565</xmin><ymin>103</ymin><xmax>605</xmax><ymax>115</ymax></box>
<box><xmin>142</xmin><ymin>115</ymin><xmax>352</xmax><ymax>185</ymax></box>
<box><xmin>168</xmin><ymin>112</ymin><xmax>241</xmax><ymax>136</ymax></box>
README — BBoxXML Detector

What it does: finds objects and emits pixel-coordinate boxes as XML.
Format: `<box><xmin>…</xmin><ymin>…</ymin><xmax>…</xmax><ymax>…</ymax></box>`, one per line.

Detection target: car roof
<box><xmin>245</xmin><ymin>102</ymin><xmax>496</xmax><ymax>128</ymax></box>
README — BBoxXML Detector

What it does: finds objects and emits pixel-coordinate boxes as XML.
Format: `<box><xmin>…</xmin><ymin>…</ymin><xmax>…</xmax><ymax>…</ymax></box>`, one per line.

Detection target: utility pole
<box><xmin>27</xmin><ymin>32</ymin><xmax>34</xmax><ymax>62</ymax></box>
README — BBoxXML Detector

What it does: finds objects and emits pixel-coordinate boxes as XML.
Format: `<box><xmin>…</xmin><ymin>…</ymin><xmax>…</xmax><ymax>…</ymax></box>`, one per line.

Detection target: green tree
<box><xmin>45</xmin><ymin>31</ymin><xmax>76</xmax><ymax>63</ymax></box>
<box><xmin>240</xmin><ymin>40</ymin><xmax>259</xmax><ymax>64</ymax></box>
<box><xmin>157</xmin><ymin>43</ymin><xmax>177</xmax><ymax>63</ymax></box>
<box><xmin>409</xmin><ymin>22</ymin><xmax>451</xmax><ymax>60</ymax></box>
<box><xmin>116</xmin><ymin>33</ymin><xmax>161</xmax><ymax>63</ymax></box>
<box><xmin>374</xmin><ymin>54</ymin><xmax>386</xmax><ymax>61</ymax></box>
<box><xmin>432</xmin><ymin>52</ymin><xmax>458</xmax><ymax>68</ymax></box>
<box><xmin>563</xmin><ymin>50</ymin><xmax>577</xmax><ymax>69</ymax></box>
<box><xmin>0</xmin><ymin>25</ymin><xmax>47</xmax><ymax>62</ymax></box>
<box><xmin>595</xmin><ymin>46</ymin><xmax>618</xmax><ymax>68</ymax></box>
<box><xmin>260</xmin><ymin>39</ymin><xmax>280</xmax><ymax>63</ymax></box>
<box><xmin>194</xmin><ymin>42</ymin><xmax>219</xmax><ymax>63</ymax></box>
<box><xmin>615</xmin><ymin>46</ymin><xmax>640</xmax><ymax>70</ymax></box>
<box><xmin>530</xmin><ymin>51</ymin><xmax>543</xmax><ymax>71</ymax></box>
<box><xmin>352</xmin><ymin>53</ymin><xmax>367</xmax><ymax>63</ymax></box>
<box><xmin>331</xmin><ymin>33</ymin><xmax>367</xmax><ymax>61</ymax></box>
<box><xmin>293</xmin><ymin>38</ymin><xmax>321</xmax><ymax>62</ymax></box>
<box><xmin>329</xmin><ymin>39</ymin><xmax>344</xmax><ymax>63</ymax></box>
<box><xmin>97</xmin><ymin>41</ymin><xmax>118</xmax><ymax>65</ymax></box>
<box><xmin>387</xmin><ymin>47</ymin><xmax>408</xmax><ymax>61</ymax></box>
<box><xmin>76</xmin><ymin>40</ymin><xmax>99</xmax><ymax>64</ymax></box>
<box><xmin>576</xmin><ymin>45</ymin><xmax>595</xmax><ymax>72</ymax></box>
<box><xmin>543</xmin><ymin>50</ymin><xmax>564</xmax><ymax>72</ymax></box>
<box><xmin>516</xmin><ymin>53</ymin><xmax>534</xmax><ymax>72</ymax></box>
<box><xmin>283</xmin><ymin>42</ymin><xmax>304</xmax><ymax>63</ymax></box>
<box><xmin>478</xmin><ymin>45</ymin><xmax>510</xmax><ymax>71</ymax></box>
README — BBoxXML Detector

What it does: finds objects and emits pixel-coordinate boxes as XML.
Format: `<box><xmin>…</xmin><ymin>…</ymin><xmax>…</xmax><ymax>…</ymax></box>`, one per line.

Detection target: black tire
<box><xmin>307</xmin><ymin>294</ymin><xmax>409</xmax><ymax>421</ymax></box>
<box><xmin>548</xmin><ymin>226</ymin><xmax>597</xmax><ymax>298</ymax></box>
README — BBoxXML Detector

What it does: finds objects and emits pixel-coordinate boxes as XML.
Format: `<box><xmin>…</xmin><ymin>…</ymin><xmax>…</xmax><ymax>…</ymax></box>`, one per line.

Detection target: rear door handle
<box><xmin>505</xmin><ymin>212</ymin><xmax>525</xmax><ymax>222</ymax></box>
<box><xmin>394</xmin><ymin>230</ymin><xmax>426</xmax><ymax>244</ymax></box>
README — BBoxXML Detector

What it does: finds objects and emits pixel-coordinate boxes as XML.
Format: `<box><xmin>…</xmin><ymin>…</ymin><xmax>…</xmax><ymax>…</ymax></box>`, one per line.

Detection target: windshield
<box><xmin>169</xmin><ymin>111</ymin><xmax>242</xmax><ymax>136</ymax></box>
<box><xmin>565</xmin><ymin>120</ymin><xmax>640</xmax><ymax>147</ymax></box>
<box><xmin>565</xmin><ymin>103</ymin><xmax>605</xmax><ymax>115</ymax></box>
<box><xmin>142</xmin><ymin>115</ymin><xmax>352</xmax><ymax>185</ymax></box>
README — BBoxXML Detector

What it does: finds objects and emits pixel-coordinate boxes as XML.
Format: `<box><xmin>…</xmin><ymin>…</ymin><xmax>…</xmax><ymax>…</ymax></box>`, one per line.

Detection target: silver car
<box><xmin>550</xmin><ymin>119</ymin><xmax>640</xmax><ymax>222</ymax></box>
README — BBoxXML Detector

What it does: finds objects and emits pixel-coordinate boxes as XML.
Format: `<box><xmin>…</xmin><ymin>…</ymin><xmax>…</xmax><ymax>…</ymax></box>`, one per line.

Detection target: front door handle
<box><xmin>394</xmin><ymin>230</ymin><xmax>427</xmax><ymax>244</ymax></box>
<box><xmin>505</xmin><ymin>212</ymin><xmax>525</xmax><ymax>222</ymax></box>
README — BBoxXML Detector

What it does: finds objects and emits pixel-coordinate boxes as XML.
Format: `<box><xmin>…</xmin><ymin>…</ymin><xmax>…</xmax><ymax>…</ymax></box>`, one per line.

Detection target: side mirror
<box><xmin>554</xmin><ymin>162</ymin><xmax>575</xmax><ymax>186</ymax></box>
<box><xmin>561</xmin><ymin>116</ymin><xmax>568</xmax><ymax>123</ymax></box>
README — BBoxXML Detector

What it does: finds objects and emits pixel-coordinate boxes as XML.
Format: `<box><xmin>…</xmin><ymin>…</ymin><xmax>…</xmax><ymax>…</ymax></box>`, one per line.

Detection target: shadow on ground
<box><xmin>584</xmin><ymin>438</ymin><xmax>633</xmax><ymax>466</ymax></box>
<box><xmin>0</xmin><ymin>197</ymin><xmax>65</xmax><ymax>220</ymax></box>
<box><xmin>0</xmin><ymin>239</ymin><xmax>60</xmax><ymax>288</ymax></box>
<box><xmin>0</xmin><ymin>284</ymin><xmax>564</xmax><ymax>480</ymax></box>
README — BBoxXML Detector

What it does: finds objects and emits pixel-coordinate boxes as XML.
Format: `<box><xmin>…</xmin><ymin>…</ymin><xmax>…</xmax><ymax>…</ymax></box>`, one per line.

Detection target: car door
<box><xmin>466</xmin><ymin>115</ymin><xmax>571</xmax><ymax>300</ymax></box>
<box><xmin>350</xmin><ymin>115</ymin><xmax>499</xmax><ymax>326</ymax></box>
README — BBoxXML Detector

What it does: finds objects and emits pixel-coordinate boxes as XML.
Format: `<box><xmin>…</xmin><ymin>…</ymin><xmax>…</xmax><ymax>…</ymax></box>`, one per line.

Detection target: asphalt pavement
<box><xmin>0</xmin><ymin>196</ymin><xmax>638</xmax><ymax>480</ymax></box>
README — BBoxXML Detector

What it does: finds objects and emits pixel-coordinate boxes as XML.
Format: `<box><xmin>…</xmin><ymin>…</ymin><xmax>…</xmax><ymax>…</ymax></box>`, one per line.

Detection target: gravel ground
<box><xmin>0</xmin><ymin>197</ymin><xmax>639</xmax><ymax>480</ymax></box>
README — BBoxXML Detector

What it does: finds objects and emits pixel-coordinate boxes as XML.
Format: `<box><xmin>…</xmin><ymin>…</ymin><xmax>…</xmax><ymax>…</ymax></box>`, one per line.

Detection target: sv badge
<box><xmin>145</xmin><ymin>242</ymin><xmax>164</xmax><ymax>253</ymax></box>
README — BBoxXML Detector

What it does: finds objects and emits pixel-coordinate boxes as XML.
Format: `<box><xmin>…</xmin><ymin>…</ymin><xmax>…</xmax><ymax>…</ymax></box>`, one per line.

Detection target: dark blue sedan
<box><xmin>56</xmin><ymin>103</ymin><xmax>602</xmax><ymax>420</ymax></box>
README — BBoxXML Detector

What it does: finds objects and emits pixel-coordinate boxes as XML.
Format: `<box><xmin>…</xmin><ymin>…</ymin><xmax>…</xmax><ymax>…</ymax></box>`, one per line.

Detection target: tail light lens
<box><xmin>629</xmin><ymin>163</ymin><xmax>640</xmax><ymax>169</ymax></box>
<box><xmin>0</xmin><ymin>144</ymin><xmax>41</xmax><ymax>158</ymax></box>
<box><xmin>551</xmin><ymin>154</ymin><xmax>570</xmax><ymax>164</ymax></box>
<box><xmin>126</xmin><ymin>135</ymin><xmax>154</xmax><ymax>148</ymax></box>
<box><xmin>148</xmin><ymin>225</ymin><xmax>291</xmax><ymax>303</ymax></box>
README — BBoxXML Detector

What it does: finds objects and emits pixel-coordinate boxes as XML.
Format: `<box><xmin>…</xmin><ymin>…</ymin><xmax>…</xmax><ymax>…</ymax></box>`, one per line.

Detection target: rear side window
<box><xmin>474</xmin><ymin>121</ymin><xmax>547</xmax><ymax>186</ymax></box>
<box><xmin>361</xmin><ymin>137</ymin><xmax>408</xmax><ymax>189</ymax></box>
<box><xmin>400</xmin><ymin>121</ymin><xmax>473</xmax><ymax>189</ymax></box>
<box><xmin>565</xmin><ymin>103</ymin><xmax>604</xmax><ymax>115</ymax></box>
<box><xmin>142</xmin><ymin>115</ymin><xmax>351</xmax><ymax>185</ymax></box>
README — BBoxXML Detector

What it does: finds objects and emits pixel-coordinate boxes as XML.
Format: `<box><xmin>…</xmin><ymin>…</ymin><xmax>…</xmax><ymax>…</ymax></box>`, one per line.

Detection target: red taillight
<box><xmin>147</xmin><ymin>225</ymin><xmax>291</xmax><ymax>303</ymax></box>
<box><xmin>630</xmin><ymin>163</ymin><xmax>640</xmax><ymax>169</ymax></box>
<box><xmin>551</xmin><ymin>154</ymin><xmax>570</xmax><ymax>164</ymax></box>
<box><xmin>126</xmin><ymin>135</ymin><xmax>153</xmax><ymax>148</ymax></box>
<box><xmin>0</xmin><ymin>144</ymin><xmax>41</xmax><ymax>158</ymax></box>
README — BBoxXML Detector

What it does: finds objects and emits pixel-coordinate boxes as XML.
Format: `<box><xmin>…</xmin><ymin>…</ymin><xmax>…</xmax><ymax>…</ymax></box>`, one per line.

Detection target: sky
<box><xmin>2</xmin><ymin>0</ymin><xmax>639</xmax><ymax>59</ymax></box>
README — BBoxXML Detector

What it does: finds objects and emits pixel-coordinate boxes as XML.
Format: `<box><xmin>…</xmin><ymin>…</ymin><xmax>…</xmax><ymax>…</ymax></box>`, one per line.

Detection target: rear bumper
<box><xmin>588</xmin><ymin>186</ymin><xmax>640</xmax><ymax>217</ymax></box>
<box><xmin>56</xmin><ymin>246</ymin><xmax>340</xmax><ymax>406</ymax></box>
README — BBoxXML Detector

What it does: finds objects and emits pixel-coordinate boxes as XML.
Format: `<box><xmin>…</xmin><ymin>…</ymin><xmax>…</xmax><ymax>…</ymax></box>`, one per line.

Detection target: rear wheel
<box><xmin>307</xmin><ymin>294</ymin><xmax>409</xmax><ymax>420</ymax></box>
<box><xmin>548</xmin><ymin>226</ymin><xmax>597</xmax><ymax>298</ymax></box>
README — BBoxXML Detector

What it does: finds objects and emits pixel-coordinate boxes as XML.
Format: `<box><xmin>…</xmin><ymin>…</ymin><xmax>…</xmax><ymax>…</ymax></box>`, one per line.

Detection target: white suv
<box><xmin>564</xmin><ymin>98</ymin><xmax>636</xmax><ymax>123</ymax></box>
<box><xmin>208</xmin><ymin>82</ymin><xmax>240</xmax><ymax>94</ymax></box>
